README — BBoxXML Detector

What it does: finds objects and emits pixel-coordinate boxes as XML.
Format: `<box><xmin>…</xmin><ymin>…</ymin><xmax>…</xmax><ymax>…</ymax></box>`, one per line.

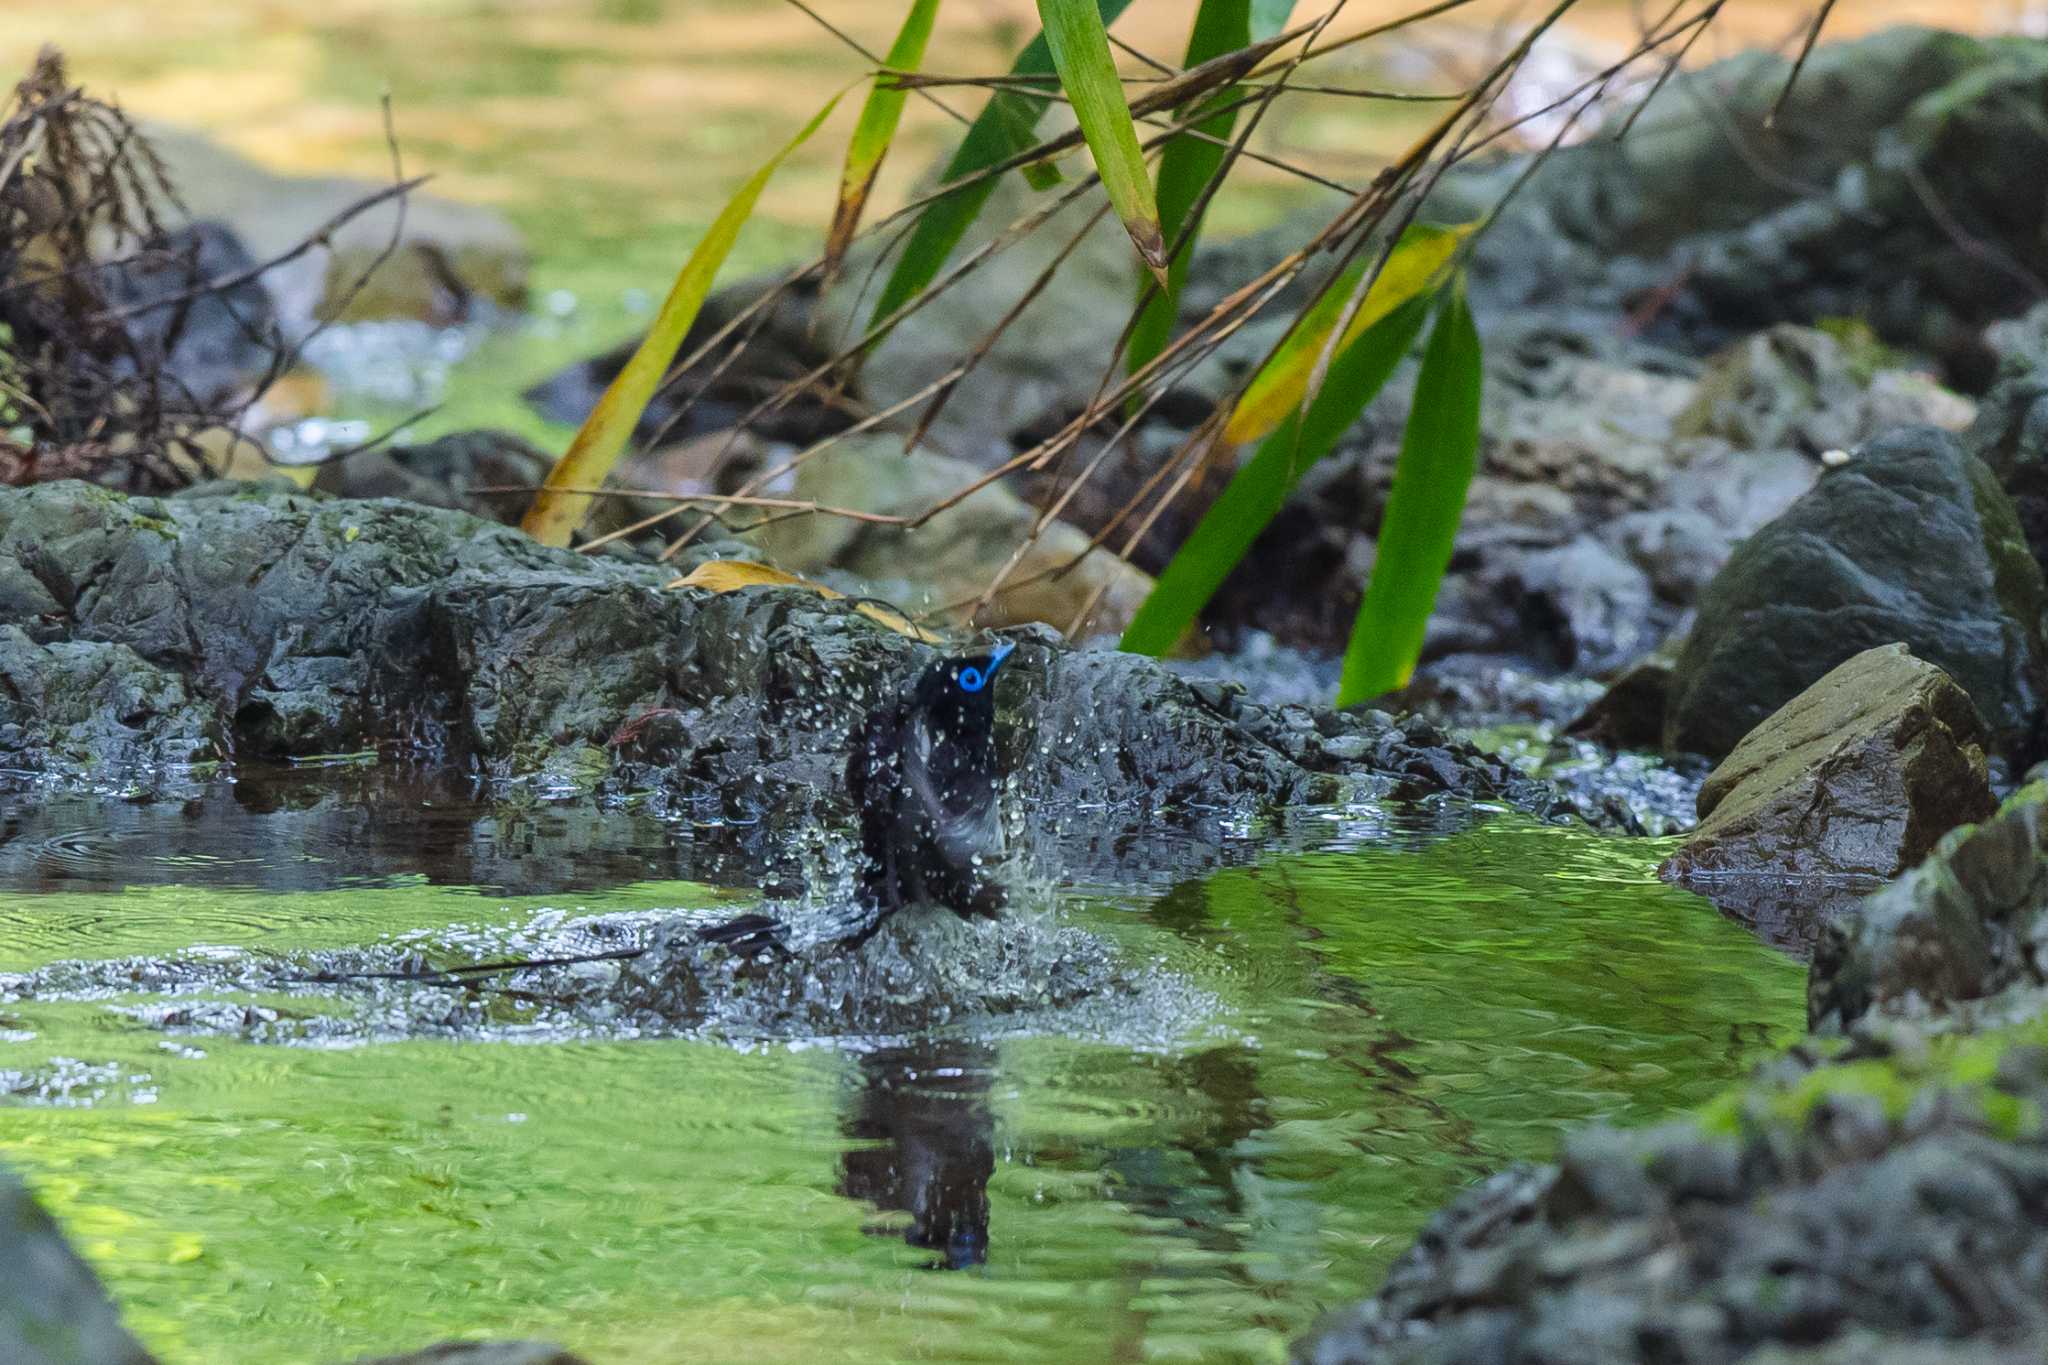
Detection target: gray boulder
<box><xmin>313</xmin><ymin>429</ymin><xmax>555</xmax><ymax>528</ymax></box>
<box><xmin>0</xmin><ymin>1166</ymin><xmax>155</xmax><ymax>1365</ymax></box>
<box><xmin>1674</xmin><ymin>324</ymin><xmax>1973</xmax><ymax>457</ymax></box>
<box><xmin>95</xmin><ymin>221</ymin><xmax>281</xmax><ymax>410</ymax></box>
<box><xmin>1966</xmin><ymin>368</ymin><xmax>2048</xmax><ymax>573</ymax></box>
<box><xmin>0</xmin><ymin>480</ymin><xmax>1570</xmax><ymax>824</ymax></box>
<box><xmin>1809</xmin><ymin>782</ymin><xmax>2048</xmax><ymax>1032</ymax></box>
<box><xmin>1665</xmin><ymin>427</ymin><xmax>2048</xmax><ymax>759</ymax></box>
<box><xmin>0</xmin><ymin>628</ymin><xmax>225</xmax><ymax>772</ymax></box>
<box><xmin>1661</xmin><ymin>644</ymin><xmax>1994</xmax><ymax>883</ymax></box>
<box><xmin>1437</xmin><ymin>28</ymin><xmax>2048</xmax><ymax>382</ymax></box>
<box><xmin>1293</xmin><ymin>1030</ymin><xmax>2048</xmax><ymax>1365</ymax></box>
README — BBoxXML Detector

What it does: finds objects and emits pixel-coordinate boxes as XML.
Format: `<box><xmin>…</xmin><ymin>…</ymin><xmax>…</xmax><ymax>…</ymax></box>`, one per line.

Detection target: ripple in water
<box><xmin>4</xmin><ymin>898</ymin><xmax>1222</xmax><ymax>1055</ymax></box>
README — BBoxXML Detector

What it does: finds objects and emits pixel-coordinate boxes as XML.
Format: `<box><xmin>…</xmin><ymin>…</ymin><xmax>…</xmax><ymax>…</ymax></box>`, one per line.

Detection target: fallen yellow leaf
<box><xmin>667</xmin><ymin>559</ymin><xmax>940</xmax><ymax>643</ymax></box>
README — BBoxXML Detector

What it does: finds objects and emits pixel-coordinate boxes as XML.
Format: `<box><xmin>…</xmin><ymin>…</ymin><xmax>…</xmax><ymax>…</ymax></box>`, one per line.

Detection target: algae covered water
<box><xmin>0</xmin><ymin>769</ymin><xmax>1803</xmax><ymax>1363</ymax></box>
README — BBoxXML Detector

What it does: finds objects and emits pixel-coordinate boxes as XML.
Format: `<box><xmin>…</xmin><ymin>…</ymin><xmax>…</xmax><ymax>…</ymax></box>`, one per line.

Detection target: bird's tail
<box><xmin>695</xmin><ymin>912</ymin><xmax>794</xmax><ymax>958</ymax></box>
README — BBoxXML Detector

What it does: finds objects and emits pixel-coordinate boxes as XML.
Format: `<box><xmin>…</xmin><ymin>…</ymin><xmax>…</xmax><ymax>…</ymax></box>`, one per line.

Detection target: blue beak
<box><xmin>987</xmin><ymin>638</ymin><xmax>1017</xmax><ymax>675</ymax></box>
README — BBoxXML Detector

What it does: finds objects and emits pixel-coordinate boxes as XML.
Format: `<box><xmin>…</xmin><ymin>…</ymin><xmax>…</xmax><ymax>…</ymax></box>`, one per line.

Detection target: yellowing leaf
<box><xmin>1224</xmin><ymin>222</ymin><xmax>1472</xmax><ymax>447</ymax></box>
<box><xmin>520</xmin><ymin>93</ymin><xmax>846</xmax><ymax>548</ymax></box>
<box><xmin>670</xmin><ymin>559</ymin><xmax>816</xmax><ymax>594</ymax></box>
<box><xmin>1121</xmin><ymin>292</ymin><xmax>1431</xmax><ymax>657</ymax></box>
<box><xmin>668</xmin><ymin>559</ymin><xmax>940</xmax><ymax>642</ymax></box>
<box><xmin>824</xmin><ymin>0</ymin><xmax>944</xmax><ymax>281</ymax></box>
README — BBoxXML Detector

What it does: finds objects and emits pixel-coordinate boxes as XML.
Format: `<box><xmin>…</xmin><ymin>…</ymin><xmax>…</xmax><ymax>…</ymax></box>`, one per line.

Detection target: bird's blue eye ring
<box><xmin>958</xmin><ymin>666</ymin><xmax>986</xmax><ymax>692</ymax></box>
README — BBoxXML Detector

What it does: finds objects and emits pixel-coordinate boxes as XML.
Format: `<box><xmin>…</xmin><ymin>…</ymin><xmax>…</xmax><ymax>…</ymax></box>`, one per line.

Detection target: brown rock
<box><xmin>1661</xmin><ymin>644</ymin><xmax>1995</xmax><ymax>883</ymax></box>
<box><xmin>1565</xmin><ymin>644</ymin><xmax>1679</xmax><ymax>750</ymax></box>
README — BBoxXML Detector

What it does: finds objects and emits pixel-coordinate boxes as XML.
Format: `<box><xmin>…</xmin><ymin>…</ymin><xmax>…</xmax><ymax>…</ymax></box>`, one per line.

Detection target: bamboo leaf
<box><xmin>671</xmin><ymin>559</ymin><xmax>939</xmax><ymax>642</ymax></box>
<box><xmin>1120</xmin><ymin>292</ymin><xmax>1431</xmax><ymax>657</ymax></box>
<box><xmin>1038</xmin><ymin>0</ymin><xmax>1169</xmax><ymax>284</ymax></box>
<box><xmin>1224</xmin><ymin>221</ymin><xmax>1470</xmax><ymax>447</ymax></box>
<box><xmin>823</xmin><ymin>0</ymin><xmax>945</xmax><ymax>281</ymax></box>
<box><xmin>1337</xmin><ymin>280</ymin><xmax>1483</xmax><ymax>705</ymax></box>
<box><xmin>521</xmin><ymin>94</ymin><xmax>844</xmax><ymax>548</ymax></box>
<box><xmin>870</xmin><ymin>0</ymin><xmax>1136</xmax><ymax>331</ymax></box>
<box><xmin>1126</xmin><ymin>0</ymin><xmax>1252</xmax><ymax>381</ymax></box>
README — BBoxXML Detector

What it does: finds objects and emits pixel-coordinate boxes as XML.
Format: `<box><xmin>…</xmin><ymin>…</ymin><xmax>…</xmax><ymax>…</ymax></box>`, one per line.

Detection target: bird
<box><xmin>699</xmin><ymin>637</ymin><xmax>1020</xmax><ymax>953</ymax></box>
<box><xmin>300</xmin><ymin>641</ymin><xmax>1025</xmax><ymax>993</ymax></box>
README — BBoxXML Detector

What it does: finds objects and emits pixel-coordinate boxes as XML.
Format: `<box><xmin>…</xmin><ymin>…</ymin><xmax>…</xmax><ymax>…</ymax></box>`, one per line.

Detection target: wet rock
<box><xmin>734</xmin><ymin>433</ymin><xmax>1154</xmax><ymax>638</ymax></box>
<box><xmin>1695</xmin><ymin>877</ymin><xmax>1890</xmax><ymax>962</ymax></box>
<box><xmin>1666</xmin><ymin>427</ymin><xmax>2048</xmax><ymax>760</ymax></box>
<box><xmin>1662</xmin><ymin>645</ymin><xmax>1994</xmax><ymax>884</ymax></box>
<box><xmin>1293</xmin><ymin>1026</ymin><xmax>2048</xmax><ymax>1365</ymax></box>
<box><xmin>1565</xmin><ymin>645</ymin><xmax>1678</xmax><ymax>751</ymax></box>
<box><xmin>1966</xmin><ymin>368</ymin><xmax>2048</xmax><ymax>574</ymax></box>
<box><xmin>313</xmin><ymin>429</ymin><xmax>553</xmax><ymax>527</ymax></box>
<box><xmin>142</xmin><ymin>123</ymin><xmax>528</xmax><ymax>329</ymax></box>
<box><xmin>0</xmin><ymin>481</ymin><xmax>1579</xmax><ymax>827</ymax></box>
<box><xmin>0</xmin><ymin>626</ymin><xmax>225</xmax><ymax>772</ymax></box>
<box><xmin>0</xmin><ymin>1164</ymin><xmax>156</xmax><ymax>1365</ymax></box>
<box><xmin>95</xmin><ymin>221</ymin><xmax>281</xmax><ymax>408</ymax></box>
<box><xmin>1809</xmin><ymin>782</ymin><xmax>2048</xmax><ymax>1033</ymax></box>
<box><xmin>1674</xmin><ymin>324</ymin><xmax>1973</xmax><ymax>456</ymax></box>
<box><xmin>350</xmin><ymin>1345</ymin><xmax>587</xmax><ymax>1365</ymax></box>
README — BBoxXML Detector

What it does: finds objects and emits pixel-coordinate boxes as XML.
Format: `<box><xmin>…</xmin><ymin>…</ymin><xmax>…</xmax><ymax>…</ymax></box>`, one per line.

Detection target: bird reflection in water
<box><xmin>840</xmin><ymin>1041</ymin><xmax>997</xmax><ymax>1270</ymax></box>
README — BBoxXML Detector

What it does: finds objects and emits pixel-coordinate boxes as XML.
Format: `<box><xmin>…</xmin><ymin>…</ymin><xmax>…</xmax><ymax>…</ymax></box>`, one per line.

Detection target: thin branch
<box><xmin>474</xmin><ymin>484</ymin><xmax>912</xmax><ymax>525</ymax></box>
<box><xmin>780</xmin><ymin>0</ymin><xmax>971</xmax><ymax>126</ymax></box>
<box><xmin>1764</xmin><ymin>0</ymin><xmax>1839</xmax><ymax>130</ymax></box>
<box><xmin>94</xmin><ymin>173</ymin><xmax>431</xmax><ymax>323</ymax></box>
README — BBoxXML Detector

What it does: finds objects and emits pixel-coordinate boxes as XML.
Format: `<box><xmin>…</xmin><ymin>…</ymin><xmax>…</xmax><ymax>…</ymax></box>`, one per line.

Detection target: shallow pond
<box><xmin>0</xmin><ymin>768</ymin><xmax>1803</xmax><ymax>1363</ymax></box>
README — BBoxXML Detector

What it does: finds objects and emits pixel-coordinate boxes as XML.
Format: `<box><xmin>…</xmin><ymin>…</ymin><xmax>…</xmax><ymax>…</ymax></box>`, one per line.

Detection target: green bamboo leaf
<box><xmin>1038</xmin><ymin>0</ymin><xmax>1168</xmax><ymax>284</ymax></box>
<box><xmin>1337</xmin><ymin>280</ymin><xmax>1483</xmax><ymax>705</ymax></box>
<box><xmin>1119</xmin><ymin>292</ymin><xmax>1432</xmax><ymax>657</ymax></box>
<box><xmin>869</xmin><ymin>0</ymin><xmax>1135</xmax><ymax>331</ymax></box>
<box><xmin>1226</xmin><ymin>222</ymin><xmax>1470</xmax><ymax>446</ymax></box>
<box><xmin>823</xmin><ymin>0</ymin><xmax>945</xmax><ymax>281</ymax></box>
<box><xmin>522</xmin><ymin>93</ymin><xmax>844</xmax><ymax>548</ymax></box>
<box><xmin>1126</xmin><ymin>0</ymin><xmax>1252</xmax><ymax>381</ymax></box>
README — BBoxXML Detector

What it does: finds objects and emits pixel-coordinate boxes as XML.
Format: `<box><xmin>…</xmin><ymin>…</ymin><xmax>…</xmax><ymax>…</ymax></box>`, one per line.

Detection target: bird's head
<box><xmin>910</xmin><ymin>638</ymin><xmax>1018</xmax><ymax>744</ymax></box>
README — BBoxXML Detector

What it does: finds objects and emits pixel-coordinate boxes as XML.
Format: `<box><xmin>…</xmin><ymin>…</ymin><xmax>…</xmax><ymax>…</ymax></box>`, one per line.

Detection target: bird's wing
<box><xmin>902</xmin><ymin>726</ymin><xmax>1004</xmax><ymax>884</ymax></box>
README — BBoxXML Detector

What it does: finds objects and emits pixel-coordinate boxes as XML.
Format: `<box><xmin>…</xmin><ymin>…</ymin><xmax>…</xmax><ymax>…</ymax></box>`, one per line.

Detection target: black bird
<box><xmin>298</xmin><ymin>643</ymin><xmax>1023</xmax><ymax>992</ymax></box>
<box><xmin>848</xmin><ymin>638</ymin><xmax>1016</xmax><ymax>928</ymax></box>
<box><xmin>700</xmin><ymin>638</ymin><xmax>1019</xmax><ymax>952</ymax></box>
